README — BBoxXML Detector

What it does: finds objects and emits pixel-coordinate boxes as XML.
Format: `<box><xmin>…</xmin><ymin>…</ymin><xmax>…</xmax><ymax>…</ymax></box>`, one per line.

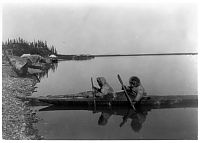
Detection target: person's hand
<box><xmin>93</xmin><ymin>87</ymin><xmax>101</xmax><ymax>94</ymax></box>
<box><xmin>122</xmin><ymin>86</ymin><xmax>127</xmax><ymax>90</ymax></box>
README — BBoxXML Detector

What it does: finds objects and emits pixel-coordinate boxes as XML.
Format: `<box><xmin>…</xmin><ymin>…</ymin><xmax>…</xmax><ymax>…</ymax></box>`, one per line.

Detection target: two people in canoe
<box><xmin>93</xmin><ymin>76</ymin><xmax>146</xmax><ymax>103</ymax></box>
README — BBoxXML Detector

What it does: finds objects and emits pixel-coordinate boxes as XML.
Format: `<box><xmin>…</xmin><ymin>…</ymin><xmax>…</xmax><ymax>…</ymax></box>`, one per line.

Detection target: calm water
<box><xmin>32</xmin><ymin>56</ymin><xmax>198</xmax><ymax>139</ymax></box>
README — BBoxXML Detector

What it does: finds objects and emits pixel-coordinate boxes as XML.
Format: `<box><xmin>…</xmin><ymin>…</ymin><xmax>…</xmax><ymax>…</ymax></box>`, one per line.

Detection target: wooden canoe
<box><xmin>18</xmin><ymin>91</ymin><xmax>198</xmax><ymax>108</ymax></box>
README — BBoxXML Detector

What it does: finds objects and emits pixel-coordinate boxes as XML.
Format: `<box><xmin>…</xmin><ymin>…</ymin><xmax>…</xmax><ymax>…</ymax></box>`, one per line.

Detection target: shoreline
<box><xmin>93</xmin><ymin>52</ymin><xmax>198</xmax><ymax>57</ymax></box>
<box><xmin>2</xmin><ymin>59</ymin><xmax>42</xmax><ymax>139</ymax></box>
<box><xmin>56</xmin><ymin>52</ymin><xmax>198</xmax><ymax>60</ymax></box>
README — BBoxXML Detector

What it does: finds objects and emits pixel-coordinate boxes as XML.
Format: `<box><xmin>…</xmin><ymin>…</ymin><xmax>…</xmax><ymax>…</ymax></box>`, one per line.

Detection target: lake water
<box><xmin>32</xmin><ymin>56</ymin><xmax>198</xmax><ymax>140</ymax></box>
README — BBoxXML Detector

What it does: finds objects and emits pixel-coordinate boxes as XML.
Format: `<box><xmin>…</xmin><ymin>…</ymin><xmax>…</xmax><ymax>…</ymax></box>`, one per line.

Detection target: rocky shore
<box><xmin>2</xmin><ymin>59</ymin><xmax>42</xmax><ymax>139</ymax></box>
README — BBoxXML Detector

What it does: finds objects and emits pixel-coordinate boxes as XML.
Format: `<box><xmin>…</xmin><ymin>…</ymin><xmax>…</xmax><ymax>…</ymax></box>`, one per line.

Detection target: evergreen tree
<box><xmin>2</xmin><ymin>37</ymin><xmax>58</xmax><ymax>57</ymax></box>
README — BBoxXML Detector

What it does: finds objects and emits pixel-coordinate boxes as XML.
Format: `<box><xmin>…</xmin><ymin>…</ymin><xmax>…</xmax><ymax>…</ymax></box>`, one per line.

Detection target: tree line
<box><xmin>2</xmin><ymin>37</ymin><xmax>58</xmax><ymax>57</ymax></box>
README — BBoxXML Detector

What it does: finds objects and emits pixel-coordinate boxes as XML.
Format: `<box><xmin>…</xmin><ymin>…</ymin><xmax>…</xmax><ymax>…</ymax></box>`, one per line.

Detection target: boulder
<box><xmin>9</xmin><ymin>56</ymin><xmax>32</xmax><ymax>75</ymax></box>
<box><xmin>21</xmin><ymin>54</ymin><xmax>46</xmax><ymax>64</ymax></box>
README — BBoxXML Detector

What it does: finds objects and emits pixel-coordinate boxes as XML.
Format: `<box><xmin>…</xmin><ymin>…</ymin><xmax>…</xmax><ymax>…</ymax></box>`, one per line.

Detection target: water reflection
<box><xmin>34</xmin><ymin>58</ymin><xmax>96</xmax><ymax>81</ymax></box>
<box><xmin>97</xmin><ymin>107</ymin><xmax>147</xmax><ymax>132</ymax></box>
<box><xmin>38</xmin><ymin>97</ymin><xmax>197</xmax><ymax>134</ymax></box>
<box><xmin>119</xmin><ymin>107</ymin><xmax>147</xmax><ymax>132</ymax></box>
<box><xmin>35</xmin><ymin>62</ymin><xmax>58</xmax><ymax>80</ymax></box>
<box><xmin>96</xmin><ymin>105</ymin><xmax>149</xmax><ymax>132</ymax></box>
<box><xmin>98</xmin><ymin>112</ymin><xmax>112</xmax><ymax>126</ymax></box>
<box><xmin>38</xmin><ymin>105</ymin><xmax>154</xmax><ymax>133</ymax></box>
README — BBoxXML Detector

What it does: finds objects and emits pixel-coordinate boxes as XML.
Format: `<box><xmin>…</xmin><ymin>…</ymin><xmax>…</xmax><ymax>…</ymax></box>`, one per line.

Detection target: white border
<box><xmin>0</xmin><ymin>0</ymin><xmax>199</xmax><ymax>143</ymax></box>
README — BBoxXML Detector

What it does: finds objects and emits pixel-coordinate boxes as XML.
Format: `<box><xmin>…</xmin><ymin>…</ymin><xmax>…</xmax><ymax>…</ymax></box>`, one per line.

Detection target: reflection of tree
<box><xmin>50</xmin><ymin>62</ymin><xmax>58</xmax><ymax>73</ymax></box>
<box><xmin>36</xmin><ymin>62</ymin><xmax>58</xmax><ymax>80</ymax></box>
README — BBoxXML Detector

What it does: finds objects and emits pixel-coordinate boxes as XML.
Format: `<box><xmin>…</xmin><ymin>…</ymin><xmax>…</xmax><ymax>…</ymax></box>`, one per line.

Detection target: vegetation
<box><xmin>2</xmin><ymin>37</ymin><xmax>58</xmax><ymax>57</ymax></box>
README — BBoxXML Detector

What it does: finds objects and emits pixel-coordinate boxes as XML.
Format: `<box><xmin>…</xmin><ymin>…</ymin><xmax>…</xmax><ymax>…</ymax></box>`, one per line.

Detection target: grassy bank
<box><xmin>2</xmin><ymin>59</ymin><xmax>42</xmax><ymax>139</ymax></box>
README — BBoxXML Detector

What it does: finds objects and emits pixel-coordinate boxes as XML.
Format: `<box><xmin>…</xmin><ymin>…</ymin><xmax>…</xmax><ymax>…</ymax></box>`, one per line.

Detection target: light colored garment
<box><xmin>126</xmin><ymin>84</ymin><xmax>146</xmax><ymax>101</ymax></box>
<box><xmin>133</xmin><ymin>85</ymin><xmax>145</xmax><ymax>101</ymax></box>
<box><xmin>96</xmin><ymin>77</ymin><xmax>116</xmax><ymax>98</ymax></box>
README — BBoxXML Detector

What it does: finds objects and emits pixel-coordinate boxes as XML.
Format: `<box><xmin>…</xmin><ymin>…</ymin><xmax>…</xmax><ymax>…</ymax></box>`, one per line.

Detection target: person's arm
<box><xmin>134</xmin><ymin>86</ymin><xmax>144</xmax><ymax>102</ymax></box>
<box><xmin>122</xmin><ymin>85</ymin><xmax>131</xmax><ymax>91</ymax></box>
<box><xmin>93</xmin><ymin>86</ymin><xmax>101</xmax><ymax>93</ymax></box>
<box><xmin>93</xmin><ymin>86</ymin><xmax>103</xmax><ymax>97</ymax></box>
<box><xmin>122</xmin><ymin>86</ymin><xmax>137</xmax><ymax>96</ymax></box>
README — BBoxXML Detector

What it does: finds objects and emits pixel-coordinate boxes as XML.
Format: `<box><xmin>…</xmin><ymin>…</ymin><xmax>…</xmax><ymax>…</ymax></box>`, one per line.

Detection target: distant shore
<box><xmin>57</xmin><ymin>52</ymin><xmax>198</xmax><ymax>60</ymax></box>
<box><xmin>92</xmin><ymin>52</ymin><xmax>198</xmax><ymax>57</ymax></box>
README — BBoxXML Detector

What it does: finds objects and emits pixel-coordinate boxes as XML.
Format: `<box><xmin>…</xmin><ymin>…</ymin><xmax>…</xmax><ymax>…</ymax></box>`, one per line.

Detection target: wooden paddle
<box><xmin>117</xmin><ymin>74</ymin><xmax>136</xmax><ymax>110</ymax></box>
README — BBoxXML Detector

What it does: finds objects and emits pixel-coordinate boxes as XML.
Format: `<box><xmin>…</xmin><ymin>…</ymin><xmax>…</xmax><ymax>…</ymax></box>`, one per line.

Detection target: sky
<box><xmin>2</xmin><ymin>2</ymin><xmax>197</xmax><ymax>55</ymax></box>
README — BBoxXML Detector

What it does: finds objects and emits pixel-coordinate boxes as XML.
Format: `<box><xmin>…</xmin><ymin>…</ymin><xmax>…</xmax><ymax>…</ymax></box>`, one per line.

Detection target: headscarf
<box><xmin>96</xmin><ymin>77</ymin><xmax>115</xmax><ymax>98</ymax></box>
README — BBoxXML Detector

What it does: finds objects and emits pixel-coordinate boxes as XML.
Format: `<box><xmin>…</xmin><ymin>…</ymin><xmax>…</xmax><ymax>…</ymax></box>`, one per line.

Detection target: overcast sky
<box><xmin>3</xmin><ymin>3</ymin><xmax>197</xmax><ymax>55</ymax></box>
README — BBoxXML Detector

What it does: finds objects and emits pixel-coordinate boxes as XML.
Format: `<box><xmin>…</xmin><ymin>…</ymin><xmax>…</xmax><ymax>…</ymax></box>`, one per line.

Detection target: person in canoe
<box><xmin>93</xmin><ymin>77</ymin><xmax>116</xmax><ymax>100</ymax></box>
<box><xmin>123</xmin><ymin>76</ymin><xmax>147</xmax><ymax>103</ymax></box>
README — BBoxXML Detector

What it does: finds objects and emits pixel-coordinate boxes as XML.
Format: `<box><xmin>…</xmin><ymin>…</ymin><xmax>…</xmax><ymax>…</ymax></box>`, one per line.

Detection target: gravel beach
<box><xmin>2</xmin><ymin>59</ymin><xmax>42</xmax><ymax>140</ymax></box>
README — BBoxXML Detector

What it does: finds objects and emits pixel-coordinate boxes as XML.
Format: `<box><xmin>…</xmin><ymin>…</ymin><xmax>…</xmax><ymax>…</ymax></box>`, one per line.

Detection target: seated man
<box><xmin>93</xmin><ymin>77</ymin><xmax>116</xmax><ymax>100</ymax></box>
<box><xmin>123</xmin><ymin>76</ymin><xmax>146</xmax><ymax>102</ymax></box>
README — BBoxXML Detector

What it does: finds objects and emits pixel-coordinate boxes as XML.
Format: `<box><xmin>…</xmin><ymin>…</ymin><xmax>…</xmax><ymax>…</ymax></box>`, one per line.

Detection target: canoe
<box><xmin>37</xmin><ymin>92</ymin><xmax>197</xmax><ymax>133</ymax></box>
<box><xmin>18</xmin><ymin>90</ymin><xmax>198</xmax><ymax>108</ymax></box>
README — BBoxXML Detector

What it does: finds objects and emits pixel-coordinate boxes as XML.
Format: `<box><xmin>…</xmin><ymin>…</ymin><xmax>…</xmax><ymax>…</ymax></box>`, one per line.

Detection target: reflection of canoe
<box><xmin>19</xmin><ymin>91</ymin><xmax>198</xmax><ymax>108</ymax></box>
<box><xmin>39</xmin><ymin>97</ymin><xmax>197</xmax><ymax>112</ymax></box>
<box><xmin>37</xmin><ymin>93</ymin><xmax>197</xmax><ymax>137</ymax></box>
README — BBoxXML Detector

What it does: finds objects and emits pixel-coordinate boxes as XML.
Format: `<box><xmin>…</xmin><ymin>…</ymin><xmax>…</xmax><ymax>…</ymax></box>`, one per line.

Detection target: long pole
<box><xmin>117</xmin><ymin>74</ymin><xmax>135</xmax><ymax>110</ymax></box>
